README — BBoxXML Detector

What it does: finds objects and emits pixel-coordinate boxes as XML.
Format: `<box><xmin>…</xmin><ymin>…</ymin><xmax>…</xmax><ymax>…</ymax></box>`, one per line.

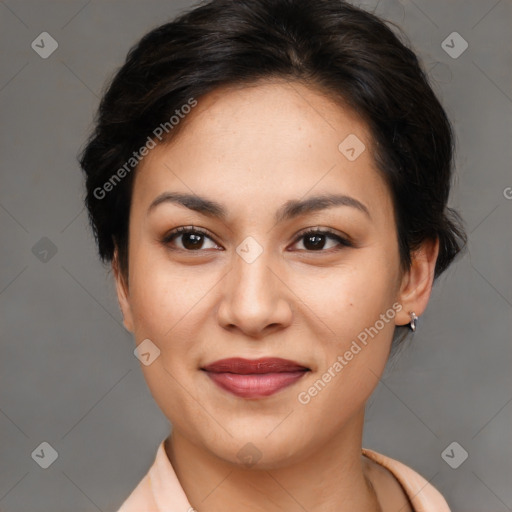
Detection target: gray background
<box><xmin>1</xmin><ymin>0</ymin><xmax>511</xmax><ymax>511</ymax></box>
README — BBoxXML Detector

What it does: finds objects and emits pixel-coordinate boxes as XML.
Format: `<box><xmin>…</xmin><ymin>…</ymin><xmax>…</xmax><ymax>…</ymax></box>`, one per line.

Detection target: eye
<box><xmin>290</xmin><ymin>228</ymin><xmax>353</xmax><ymax>252</ymax></box>
<box><xmin>161</xmin><ymin>226</ymin><xmax>353</xmax><ymax>253</ymax></box>
<box><xmin>161</xmin><ymin>226</ymin><xmax>221</xmax><ymax>251</ymax></box>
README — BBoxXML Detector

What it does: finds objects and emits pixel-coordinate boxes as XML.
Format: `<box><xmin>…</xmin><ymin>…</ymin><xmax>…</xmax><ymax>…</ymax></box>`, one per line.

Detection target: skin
<box><xmin>113</xmin><ymin>79</ymin><xmax>439</xmax><ymax>512</ymax></box>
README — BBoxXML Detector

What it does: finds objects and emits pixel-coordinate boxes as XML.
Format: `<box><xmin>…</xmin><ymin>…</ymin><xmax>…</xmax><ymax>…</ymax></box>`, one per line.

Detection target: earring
<box><xmin>409</xmin><ymin>311</ymin><xmax>418</xmax><ymax>332</ymax></box>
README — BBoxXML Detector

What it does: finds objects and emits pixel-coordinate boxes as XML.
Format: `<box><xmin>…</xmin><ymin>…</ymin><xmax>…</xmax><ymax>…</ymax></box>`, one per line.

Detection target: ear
<box><xmin>112</xmin><ymin>248</ymin><xmax>134</xmax><ymax>333</ymax></box>
<box><xmin>395</xmin><ymin>237</ymin><xmax>440</xmax><ymax>327</ymax></box>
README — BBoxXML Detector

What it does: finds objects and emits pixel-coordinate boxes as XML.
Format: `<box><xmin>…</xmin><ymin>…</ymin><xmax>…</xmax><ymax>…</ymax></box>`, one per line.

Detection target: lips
<box><xmin>201</xmin><ymin>357</ymin><xmax>310</xmax><ymax>399</ymax></box>
<box><xmin>202</xmin><ymin>357</ymin><xmax>309</xmax><ymax>374</ymax></box>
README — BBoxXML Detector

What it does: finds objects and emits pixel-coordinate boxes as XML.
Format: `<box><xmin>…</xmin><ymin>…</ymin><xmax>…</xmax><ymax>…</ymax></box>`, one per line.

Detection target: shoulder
<box><xmin>115</xmin><ymin>473</ymin><xmax>155</xmax><ymax>512</ymax></box>
<box><xmin>362</xmin><ymin>448</ymin><xmax>451</xmax><ymax>512</ymax></box>
<box><xmin>115</xmin><ymin>440</ymin><xmax>194</xmax><ymax>512</ymax></box>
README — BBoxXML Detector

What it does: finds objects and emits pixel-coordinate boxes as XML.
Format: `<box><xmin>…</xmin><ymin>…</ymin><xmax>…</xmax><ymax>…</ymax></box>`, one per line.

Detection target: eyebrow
<box><xmin>147</xmin><ymin>191</ymin><xmax>371</xmax><ymax>222</ymax></box>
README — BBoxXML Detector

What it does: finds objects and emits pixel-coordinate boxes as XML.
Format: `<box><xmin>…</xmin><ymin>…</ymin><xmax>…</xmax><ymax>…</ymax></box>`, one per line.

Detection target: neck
<box><xmin>164</xmin><ymin>409</ymin><xmax>381</xmax><ymax>512</ymax></box>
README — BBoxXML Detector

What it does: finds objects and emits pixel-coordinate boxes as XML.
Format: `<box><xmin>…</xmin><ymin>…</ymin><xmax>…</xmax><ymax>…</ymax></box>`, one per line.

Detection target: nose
<box><xmin>216</xmin><ymin>243</ymin><xmax>293</xmax><ymax>339</ymax></box>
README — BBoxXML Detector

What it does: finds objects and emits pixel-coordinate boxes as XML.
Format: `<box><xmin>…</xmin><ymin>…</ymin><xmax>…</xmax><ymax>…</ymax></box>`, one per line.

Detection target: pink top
<box><xmin>117</xmin><ymin>441</ymin><xmax>451</xmax><ymax>512</ymax></box>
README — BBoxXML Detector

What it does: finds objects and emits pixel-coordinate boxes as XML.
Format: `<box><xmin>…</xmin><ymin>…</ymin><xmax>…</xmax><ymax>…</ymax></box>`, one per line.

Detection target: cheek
<box><xmin>127</xmin><ymin>254</ymin><xmax>224</xmax><ymax>382</ymax></box>
<box><xmin>127</xmin><ymin>260</ymin><xmax>210</xmax><ymax>418</ymax></box>
<box><xmin>299</xmin><ymin>291</ymin><xmax>396</xmax><ymax>422</ymax></box>
<box><xmin>304</xmin><ymin>251</ymin><xmax>399</xmax><ymax>378</ymax></box>
<box><xmin>128</xmin><ymin>252</ymin><xmax>211</xmax><ymax>336</ymax></box>
<box><xmin>308</xmin><ymin>256</ymin><xmax>397</xmax><ymax>330</ymax></box>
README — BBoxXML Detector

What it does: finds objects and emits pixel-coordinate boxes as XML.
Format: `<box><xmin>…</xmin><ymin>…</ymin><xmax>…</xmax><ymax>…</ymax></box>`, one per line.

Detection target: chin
<box><xmin>201</xmin><ymin>424</ymin><xmax>311</xmax><ymax>470</ymax></box>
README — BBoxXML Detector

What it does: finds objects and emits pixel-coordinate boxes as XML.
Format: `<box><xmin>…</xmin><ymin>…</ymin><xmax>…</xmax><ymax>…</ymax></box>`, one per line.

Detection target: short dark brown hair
<box><xmin>79</xmin><ymin>0</ymin><xmax>467</xmax><ymax>296</ymax></box>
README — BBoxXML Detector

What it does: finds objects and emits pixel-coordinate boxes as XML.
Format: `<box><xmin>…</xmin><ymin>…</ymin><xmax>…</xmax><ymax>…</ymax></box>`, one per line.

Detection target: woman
<box><xmin>79</xmin><ymin>0</ymin><xmax>467</xmax><ymax>510</ymax></box>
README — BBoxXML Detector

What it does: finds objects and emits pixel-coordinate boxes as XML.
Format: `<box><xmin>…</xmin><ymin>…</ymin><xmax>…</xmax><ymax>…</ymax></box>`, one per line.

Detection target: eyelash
<box><xmin>160</xmin><ymin>225</ymin><xmax>354</xmax><ymax>252</ymax></box>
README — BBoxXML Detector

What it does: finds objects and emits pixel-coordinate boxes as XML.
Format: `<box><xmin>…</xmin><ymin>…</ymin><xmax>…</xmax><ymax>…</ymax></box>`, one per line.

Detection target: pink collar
<box><xmin>117</xmin><ymin>441</ymin><xmax>451</xmax><ymax>511</ymax></box>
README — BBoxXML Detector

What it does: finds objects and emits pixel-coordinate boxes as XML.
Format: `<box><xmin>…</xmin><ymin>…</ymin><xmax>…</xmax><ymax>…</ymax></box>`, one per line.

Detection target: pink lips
<box><xmin>201</xmin><ymin>357</ymin><xmax>310</xmax><ymax>399</ymax></box>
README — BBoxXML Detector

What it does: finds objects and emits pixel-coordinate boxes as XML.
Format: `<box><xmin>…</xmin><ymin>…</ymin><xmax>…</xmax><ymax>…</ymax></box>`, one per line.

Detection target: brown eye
<box><xmin>291</xmin><ymin>229</ymin><xmax>353</xmax><ymax>252</ymax></box>
<box><xmin>162</xmin><ymin>227</ymin><xmax>220</xmax><ymax>251</ymax></box>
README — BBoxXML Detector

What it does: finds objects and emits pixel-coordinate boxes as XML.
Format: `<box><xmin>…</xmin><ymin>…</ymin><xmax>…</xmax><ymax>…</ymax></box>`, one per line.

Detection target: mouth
<box><xmin>200</xmin><ymin>357</ymin><xmax>310</xmax><ymax>399</ymax></box>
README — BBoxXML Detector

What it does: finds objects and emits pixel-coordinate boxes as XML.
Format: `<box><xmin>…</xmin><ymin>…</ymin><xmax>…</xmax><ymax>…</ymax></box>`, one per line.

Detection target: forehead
<box><xmin>132</xmin><ymin>80</ymin><xmax>392</xmax><ymax>223</ymax></box>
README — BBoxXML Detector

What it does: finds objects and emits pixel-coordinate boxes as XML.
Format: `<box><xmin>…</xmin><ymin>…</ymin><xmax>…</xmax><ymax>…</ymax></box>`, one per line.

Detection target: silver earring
<box><xmin>409</xmin><ymin>311</ymin><xmax>418</xmax><ymax>332</ymax></box>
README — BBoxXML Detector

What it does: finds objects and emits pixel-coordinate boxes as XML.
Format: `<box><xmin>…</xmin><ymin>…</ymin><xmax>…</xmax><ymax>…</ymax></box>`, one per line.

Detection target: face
<box><xmin>114</xmin><ymin>80</ymin><xmax>436</xmax><ymax>469</ymax></box>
